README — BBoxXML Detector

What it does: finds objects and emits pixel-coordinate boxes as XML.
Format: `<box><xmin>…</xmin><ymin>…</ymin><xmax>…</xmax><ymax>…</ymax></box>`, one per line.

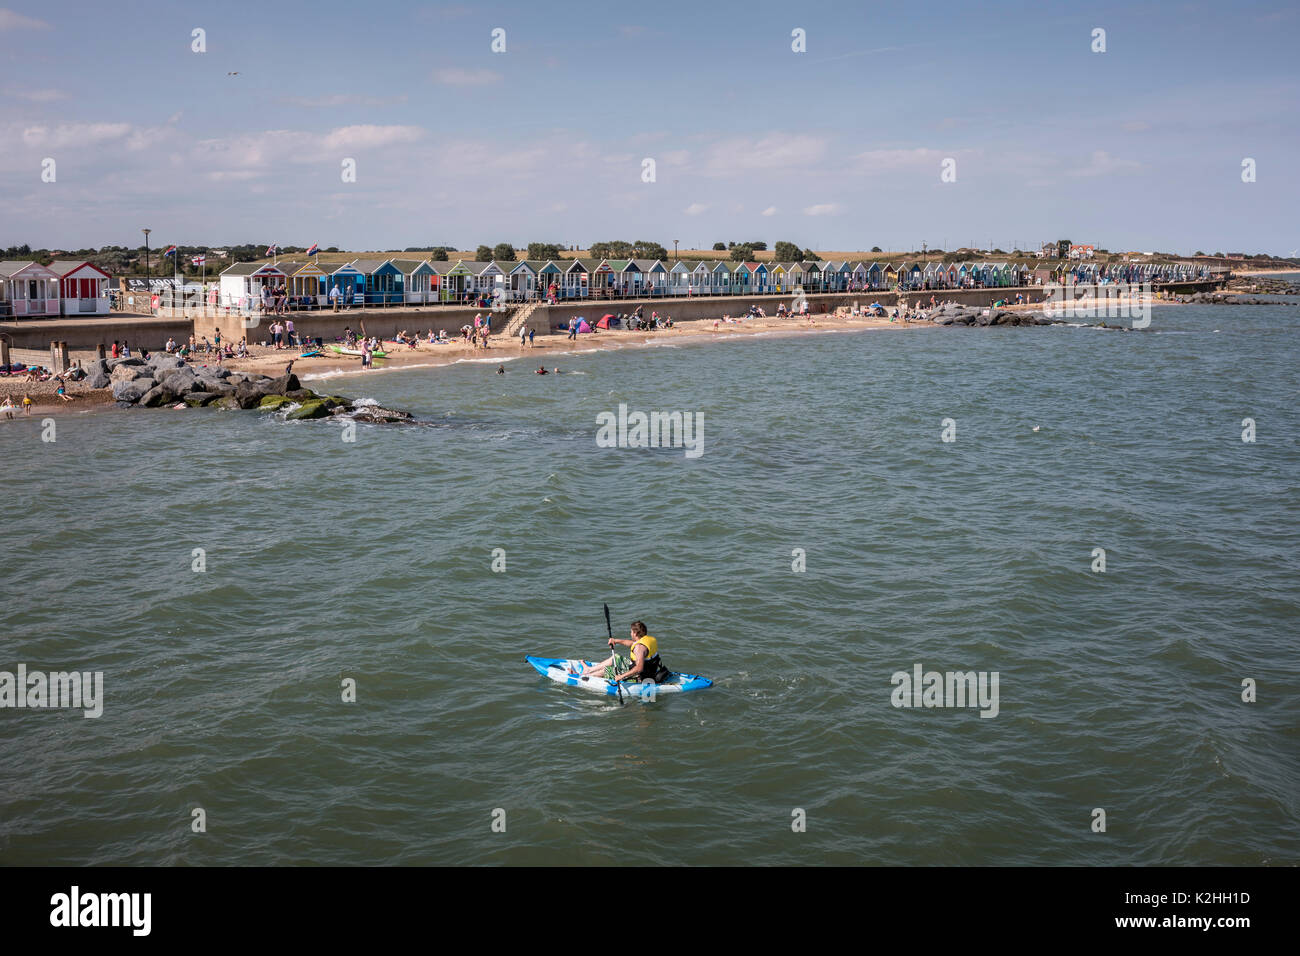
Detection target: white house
<box><xmin>50</xmin><ymin>261</ymin><xmax>112</xmax><ymax>315</ymax></box>
<box><xmin>0</xmin><ymin>261</ymin><xmax>61</xmax><ymax>317</ymax></box>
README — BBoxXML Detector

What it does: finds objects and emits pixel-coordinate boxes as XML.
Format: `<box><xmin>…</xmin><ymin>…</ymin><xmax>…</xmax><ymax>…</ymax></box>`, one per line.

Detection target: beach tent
<box><xmin>596</xmin><ymin>314</ymin><xmax>619</xmax><ymax>329</ymax></box>
<box><xmin>576</xmin><ymin>319</ymin><xmax>593</xmax><ymax>333</ymax></box>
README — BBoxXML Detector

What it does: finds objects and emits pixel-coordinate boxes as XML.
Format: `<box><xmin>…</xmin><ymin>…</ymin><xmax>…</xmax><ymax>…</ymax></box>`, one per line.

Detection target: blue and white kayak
<box><xmin>525</xmin><ymin>656</ymin><xmax>713</xmax><ymax>698</ymax></box>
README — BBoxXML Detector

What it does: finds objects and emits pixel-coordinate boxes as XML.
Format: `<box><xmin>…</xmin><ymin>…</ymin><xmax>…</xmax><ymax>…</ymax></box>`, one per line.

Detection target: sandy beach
<box><xmin>218</xmin><ymin>310</ymin><xmax>910</xmax><ymax>382</ymax></box>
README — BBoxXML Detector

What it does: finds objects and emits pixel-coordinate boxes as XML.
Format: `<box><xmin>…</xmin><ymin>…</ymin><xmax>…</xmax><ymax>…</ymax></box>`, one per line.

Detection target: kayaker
<box><xmin>580</xmin><ymin>621</ymin><xmax>671</xmax><ymax>684</ymax></box>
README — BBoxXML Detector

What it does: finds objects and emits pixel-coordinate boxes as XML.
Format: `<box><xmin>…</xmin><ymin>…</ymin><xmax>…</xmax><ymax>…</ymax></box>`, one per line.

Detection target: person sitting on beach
<box><xmin>55</xmin><ymin>379</ymin><xmax>72</xmax><ymax>402</ymax></box>
<box><xmin>165</xmin><ymin>337</ymin><xmax>177</xmax><ymax>353</ymax></box>
<box><xmin>236</xmin><ymin>340</ymin><xmax>247</xmax><ymax>358</ymax></box>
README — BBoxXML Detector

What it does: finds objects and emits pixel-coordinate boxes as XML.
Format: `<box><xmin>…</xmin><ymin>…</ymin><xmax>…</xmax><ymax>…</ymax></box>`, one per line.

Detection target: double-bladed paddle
<box><xmin>604</xmin><ymin>603</ymin><xmax>624</xmax><ymax>706</ymax></box>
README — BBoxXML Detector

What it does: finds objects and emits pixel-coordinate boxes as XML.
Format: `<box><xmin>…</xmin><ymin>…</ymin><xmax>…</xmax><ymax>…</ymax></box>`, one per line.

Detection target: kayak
<box><xmin>299</xmin><ymin>350</ymin><xmax>322</xmax><ymax>358</ymax></box>
<box><xmin>327</xmin><ymin>343</ymin><xmax>387</xmax><ymax>358</ymax></box>
<box><xmin>525</xmin><ymin>655</ymin><xmax>713</xmax><ymax>698</ymax></box>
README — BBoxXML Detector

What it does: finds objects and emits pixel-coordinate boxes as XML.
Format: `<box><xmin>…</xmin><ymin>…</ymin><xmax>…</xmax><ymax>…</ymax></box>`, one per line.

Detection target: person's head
<box><xmin>630</xmin><ymin>621</ymin><xmax>647</xmax><ymax>638</ymax></box>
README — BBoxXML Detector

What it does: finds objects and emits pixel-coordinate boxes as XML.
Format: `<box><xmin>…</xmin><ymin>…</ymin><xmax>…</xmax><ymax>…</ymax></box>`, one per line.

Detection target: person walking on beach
<box><xmin>285</xmin><ymin>318</ymin><xmax>295</xmax><ymax>347</ymax></box>
<box><xmin>520</xmin><ymin>326</ymin><xmax>528</xmax><ymax>347</ymax></box>
<box><xmin>528</xmin><ymin>327</ymin><xmax>535</xmax><ymax>348</ymax></box>
<box><xmin>21</xmin><ymin>393</ymin><xmax>33</xmax><ymax>415</ymax></box>
<box><xmin>330</xmin><ymin>283</ymin><xmax>341</xmax><ymax>312</ymax></box>
<box><xmin>111</xmin><ymin>341</ymin><xmax>120</xmax><ymax>359</ymax></box>
<box><xmin>2</xmin><ymin>396</ymin><xmax>15</xmax><ymax>419</ymax></box>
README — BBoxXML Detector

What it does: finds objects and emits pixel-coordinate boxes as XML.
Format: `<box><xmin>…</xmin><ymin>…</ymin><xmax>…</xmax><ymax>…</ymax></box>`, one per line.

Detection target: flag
<box><xmin>163</xmin><ymin>245</ymin><xmax>177</xmax><ymax>257</ymax></box>
<box><xmin>192</xmin><ymin>255</ymin><xmax>206</xmax><ymax>266</ymax></box>
<box><xmin>305</xmin><ymin>243</ymin><xmax>319</xmax><ymax>257</ymax></box>
<box><xmin>266</xmin><ymin>243</ymin><xmax>278</xmax><ymax>256</ymax></box>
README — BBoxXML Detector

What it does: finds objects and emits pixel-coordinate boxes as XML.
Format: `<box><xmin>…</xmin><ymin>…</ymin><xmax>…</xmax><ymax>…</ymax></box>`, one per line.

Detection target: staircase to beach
<box><xmin>504</xmin><ymin>301</ymin><xmax>542</xmax><ymax>339</ymax></box>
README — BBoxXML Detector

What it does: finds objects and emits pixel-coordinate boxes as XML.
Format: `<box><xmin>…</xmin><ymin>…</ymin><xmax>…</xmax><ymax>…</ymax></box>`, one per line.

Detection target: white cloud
<box><xmin>803</xmin><ymin>203</ymin><xmax>841</xmax><ymax>216</ymax></box>
<box><xmin>700</xmin><ymin>135</ymin><xmax>827</xmax><ymax>174</ymax></box>
<box><xmin>322</xmin><ymin>125</ymin><xmax>425</xmax><ymax>151</ymax></box>
<box><xmin>851</xmin><ymin>148</ymin><xmax>944</xmax><ymax>172</ymax></box>
<box><xmin>432</xmin><ymin>67</ymin><xmax>503</xmax><ymax>87</ymax></box>
<box><xmin>761</xmin><ymin>206</ymin><xmax>777</xmax><ymax>216</ymax></box>
<box><xmin>684</xmin><ymin>203</ymin><xmax>709</xmax><ymax>216</ymax></box>
<box><xmin>21</xmin><ymin>122</ymin><xmax>131</xmax><ymax>149</ymax></box>
<box><xmin>0</xmin><ymin>8</ymin><xmax>50</xmax><ymax>30</ymax></box>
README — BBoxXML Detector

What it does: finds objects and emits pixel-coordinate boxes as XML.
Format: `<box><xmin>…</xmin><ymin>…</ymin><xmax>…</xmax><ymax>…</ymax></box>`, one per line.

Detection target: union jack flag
<box><xmin>305</xmin><ymin>243</ymin><xmax>319</xmax><ymax>257</ymax></box>
<box><xmin>266</xmin><ymin>243</ymin><xmax>278</xmax><ymax>256</ymax></box>
<box><xmin>163</xmin><ymin>245</ymin><xmax>177</xmax><ymax>257</ymax></box>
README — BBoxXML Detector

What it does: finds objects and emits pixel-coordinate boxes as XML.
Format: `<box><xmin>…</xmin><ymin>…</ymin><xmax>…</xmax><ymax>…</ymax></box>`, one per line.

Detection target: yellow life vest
<box><xmin>632</xmin><ymin>635</ymin><xmax>659</xmax><ymax>662</ymax></box>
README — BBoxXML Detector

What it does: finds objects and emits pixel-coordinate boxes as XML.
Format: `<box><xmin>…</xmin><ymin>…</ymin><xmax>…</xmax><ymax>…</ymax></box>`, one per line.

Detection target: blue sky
<box><xmin>2</xmin><ymin>0</ymin><xmax>1297</xmax><ymax>254</ymax></box>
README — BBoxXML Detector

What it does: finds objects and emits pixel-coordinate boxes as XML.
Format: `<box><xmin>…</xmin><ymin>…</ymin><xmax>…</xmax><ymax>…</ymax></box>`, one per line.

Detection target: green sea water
<box><xmin>1</xmin><ymin>304</ymin><xmax>1297</xmax><ymax>865</ymax></box>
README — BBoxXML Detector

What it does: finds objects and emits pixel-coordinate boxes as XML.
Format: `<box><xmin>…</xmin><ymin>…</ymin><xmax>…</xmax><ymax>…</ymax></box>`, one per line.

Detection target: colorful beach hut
<box><xmin>49</xmin><ymin>261</ymin><xmax>111</xmax><ymax>315</ymax></box>
<box><xmin>0</xmin><ymin>261</ymin><xmax>61</xmax><ymax>317</ymax></box>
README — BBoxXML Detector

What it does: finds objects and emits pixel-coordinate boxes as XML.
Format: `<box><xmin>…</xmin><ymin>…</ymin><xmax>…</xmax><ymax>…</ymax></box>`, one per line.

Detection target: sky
<box><xmin>2</xmin><ymin>0</ymin><xmax>1298</xmax><ymax>255</ymax></box>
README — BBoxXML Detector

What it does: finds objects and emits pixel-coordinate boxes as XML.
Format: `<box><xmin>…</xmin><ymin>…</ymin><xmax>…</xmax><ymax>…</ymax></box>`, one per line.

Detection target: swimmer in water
<box><xmin>536</xmin><ymin>366</ymin><xmax>549</xmax><ymax>375</ymax></box>
<box><xmin>496</xmin><ymin>365</ymin><xmax>505</xmax><ymax>374</ymax></box>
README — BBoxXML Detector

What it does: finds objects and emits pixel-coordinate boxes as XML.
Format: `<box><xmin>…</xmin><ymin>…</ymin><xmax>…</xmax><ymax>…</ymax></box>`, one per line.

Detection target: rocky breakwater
<box><xmin>97</xmin><ymin>353</ymin><xmax>412</xmax><ymax>423</ymax></box>
<box><xmin>1173</xmin><ymin>288</ymin><xmax>1296</xmax><ymax>305</ymax></box>
<box><xmin>924</xmin><ymin>302</ymin><xmax>1138</xmax><ymax>331</ymax></box>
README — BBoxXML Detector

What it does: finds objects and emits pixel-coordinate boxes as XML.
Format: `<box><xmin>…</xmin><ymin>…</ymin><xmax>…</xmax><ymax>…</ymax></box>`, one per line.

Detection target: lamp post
<box><xmin>142</xmin><ymin>228</ymin><xmax>151</xmax><ymax>280</ymax></box>
<box><xmin>674</xmin><ymin>239</ymin><xmax>679</xmax><ymax>264</ymax></box>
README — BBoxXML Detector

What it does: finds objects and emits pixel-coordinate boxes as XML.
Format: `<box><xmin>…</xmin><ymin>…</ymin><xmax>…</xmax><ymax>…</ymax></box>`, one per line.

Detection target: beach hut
<box><xmin>534</xmin><ymin>260</ymin><xmax>563</xmax><ymax>300</ymax></box>
<box><xmin>49</xmin><ymin>261</ymin><xmax>111</xmax><ymax>315</ymax></box>
<box><xmin>849</xmin><ymin>262</ymin><xmax>868</xmax><ymax>291</ymax></box>
<box><xmin>643</xmin><ymin>260</ymin><xmax>670</xmax><ymax>296</ymax></box>
<box><xmin>866</xmin><ymin>262</ymin><xmax>885</xmax><ymax>290</ymax></box>
<box><xmin>768</xmin><ymin>263</ymin><xmax>787</xmax><ymax>293</ymax></box>
<box><xmin>749</xmin><ymin>262</ymin><xmax>770</xmax><ymax>294</ymax></box>
<box><xmin>627</xmin><ymin>259</ymin><xmax>658</xmax><ymax>297</ymax></box>
<box><xmin>907</xmin><ymin>263</ymin><xmax>925</xmax><ymax>290</ymax></box>
<box><xmin>589</xmin><ymin>259</ymin><xmax>617</xmax><ymax>298</ymax></box>
<box><xmin>563</xmin><ymin>259</ymin><xmax>591</xmax><ymax>299</ymax></box>
<box><xmin>668</xmin><ymin>260</ymin><xmax>692</xmax><ymax>295</ymax></box>
<box><xmin>285</xmin><ymin>260</ymin><xmax>329</xmax><ymax>307</ymax></box>
<box><xmin>323</xmin><ymin>262</ymin><xmax>365</xmax><ymax>307</ymax></box>
<box><xmin>460</xmin><ymin>260</ymin><xmax>506</xmax><ymax>304</ymax></box>
<box><xmin>711</xmin><ymin>260</ymin><xmax>734</xmax><ymax>295</ymax></box>
<box><xmin>0</xmin><ymin>261</ymin><xmax>61</xmax><ymax>317</ymax></box>
<box><xmin>405</xmin><ymin>261</ymin><xmax>436</xmax><ymax>304</ymax></box>
<box><xmin>219</xmin><ymin>261</ymin><xmax>288</xmax><ymax>311</ymax></box>
<box><xmin>786</xmin><ymin>261</ymin><xmax>807</xmax><ymax>293</ymax></box>
<box><xmin>688</xmin><ymin>261</ymin><xmax>712</xmax><ymax>295</ymax></box>
<box><xmin>350</xmin><ymin>259</ymin><xmax>386</xmax><ymax>305</ymax></box>
<box><xmin>923</xmin><ymin>262</ymin><xmax>943</xmax><ymax>290</ymax></box>
<box><xmin>509</xmin><ymin>260</ymin><xmax>541</xmax><ymax>301</ymax></box>
<box><xmin>732</xmin><ymin>262</ymin><xmax>752</xmax><ymax>295</ymax></box>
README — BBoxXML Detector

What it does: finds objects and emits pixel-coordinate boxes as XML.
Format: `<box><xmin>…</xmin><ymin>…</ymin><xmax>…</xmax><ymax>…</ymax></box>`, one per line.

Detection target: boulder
<box><xmin>258</xmin><ymin>395</ymin><xmax>295</xmax><ymax>411</ymax></box>
<box><xmin>234</xmin><ymin>378</ymin><xmax>271</xmax><ymax>409</ymax></box>
<box><xmin>266</xmin><ymin>373</ymin><xmax>301</xmax><ymax>396</ymax></box>
<box><xmin>285</xmin><ymin>388</ymin><xmax>316</xmax><ymax>401</ymax></box>
<box><xmin>110</xmin><ymin>363</ymin><xmax>153</xmax><ymax>383</ymax></box>
<box><xmin>108</xmin><ymin>356</ymin><xmax>145</xmax><ymax>369</ymax></box>
<box><xmin>183</xmin><ymin>391</ymin><xmax>220</xmax><ymax>407</ymax></box>
<box><xmin>990</xmin><ymin>310</ymin><xmax>1015</xmax><ymax>325</ymax></box>
<box><xmin>213</xmin><ymin>396</ymin><xmax>241</xmax><ymax>410</ymax></box>
<box><xmin>149</xmin><ymin>353</ymin><xmax>183</xmax><ymax>371</ymax></box>
<box><xmin>84</xmin><ymin>364</ymin><xmax>111</xmax><ymax>389</ymax></box>
<box><xmin>162</xmin><ymin>368</ymin><xmax>201</xmax><ymax>395</ymax></box>
<box><xmin>286</xmin><ymin>399</ymin><xmax>331</xmax><ymax>420</ymax></box>
<box><xmin>111</xmin><ymin>380</ymin><xmax>149</xmax><ymax>403</ymax></box>
<box><xmin>351</xmin><ymin>406</ymin><xmax>415</xmax><ymax>424</ymax></box>
<box><xmin>138</xmin><ymin>385</ymin><xmax>170</xmax><ymax>407</ymax></box>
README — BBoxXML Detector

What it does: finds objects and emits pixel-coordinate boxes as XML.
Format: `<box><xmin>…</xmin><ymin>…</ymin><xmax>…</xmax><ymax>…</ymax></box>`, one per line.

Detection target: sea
<box><xmin>1</xmin><ymin>301</ymin><xmax>1296</xmax><ymax>865</ymax></box>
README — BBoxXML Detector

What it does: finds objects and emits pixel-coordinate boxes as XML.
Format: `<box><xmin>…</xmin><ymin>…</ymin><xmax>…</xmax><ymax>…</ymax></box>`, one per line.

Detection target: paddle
<box><xmin>604</xmin><ymin>603</ymin><xmax>624</xmax><ymax>706</ymax></box>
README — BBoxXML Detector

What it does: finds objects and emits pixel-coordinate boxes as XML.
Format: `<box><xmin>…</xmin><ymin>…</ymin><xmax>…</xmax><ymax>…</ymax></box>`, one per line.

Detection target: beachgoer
<box><xmin>330</xmin><ymin>284</ymin><xmax>341</xmax><ymax>312</ymax></box>
<box><xmin>577</xmin><ymin>621</ymin><xmax>670</xmax><ymax>684</ymax></box>
<box><xmin>1</xmin><ymin>397</ymin><xmax>14</xmax><ymax>419</ymax></box>
<box><xmin>536</xmin><ymin>366</ymin><xmax>548</xmax><ymax>375</ymax></box>
<box><xmin>496</xmin><ymin>365</ymin><xmax>505</xmax><ymax>375</ymax></box>
<box><xmin>22</xmin><ymin>393</ymin><xmax>33</xmax><ymax>414</ymax></box>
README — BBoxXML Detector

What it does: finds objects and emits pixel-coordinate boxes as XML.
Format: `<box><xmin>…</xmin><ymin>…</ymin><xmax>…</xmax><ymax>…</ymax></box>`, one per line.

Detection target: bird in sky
<box><xmin>227</xmin><ymin>71</ymin><xmax>239</xmax><ymax>76</ymax></box>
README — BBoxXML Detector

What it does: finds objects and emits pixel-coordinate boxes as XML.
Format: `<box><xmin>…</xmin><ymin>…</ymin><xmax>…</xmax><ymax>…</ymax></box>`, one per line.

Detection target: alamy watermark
<box><xmin>1045</xmin><ymin>278</ymin><xmax>1152</xmax><ymax>328</ymax></box>
<box><xmin>1</xmin><ymin>664</ymin><xmax>104</xmax><ymax>718</ymax></box>
<box><xmin>890</xmin><ymin>663</ymin><xmax>999</xmax><ymax>718</ymax></box>
<box><xmin>596</xmin><ymin>403</ymin><xmax>704</xmax><ymax>458</ymax></box>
